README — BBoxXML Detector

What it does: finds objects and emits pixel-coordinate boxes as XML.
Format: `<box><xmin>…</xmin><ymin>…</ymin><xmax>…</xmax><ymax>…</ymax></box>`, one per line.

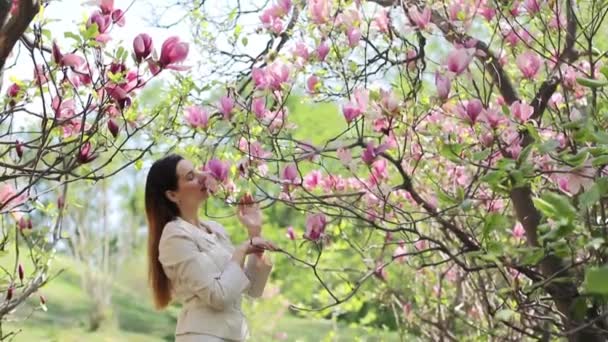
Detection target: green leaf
<box><xmin>600</xmin><ymin>65</ymin><xmax>608</xmax><ymax>80</ymax></box>
<box><xmin>576</xmin><ymin>77</ymin><xmax>608</xmax><ymax>88</ymax></box>
<box><xmin>482</xmin><ymin>213</ymin><xmax>509</xmax><ymax>241</ymax></box>
<box><xmin>520</xmin><ymin>247</ymin><xmax>545</xmax><ymax>265</ymax></box>
<box><xmin>579</xmin><ymin>183</ymin><xmax>601</xmax><ymax>209</ymax></box>
<box><xmin>64</xmin><ymin>31</ymin><xmax>81</xmax><ymax>43</ymax></box>
<box><xmin>495</xmin><ymin>309</ymin><xmax>515</xmax><ymax>322</ymax></box>
<box><xmin>583</xmin><ymin>267</ymin><xmax>608</xmax><ymax>295</ymax></box>
<box><xmin>537</xmin><ymin>139</ymin><xmax>560</xmax><ymax>154</ymax></box>
<box><xmin>241</xmin><ymin>36</ymin><xmax>248</xmax><ymax>46</ymax></box>
<box><xmin>592</xmin><ymin>155</ymin><xmax>608</xmax><ymax>167</ymax></box>
<box><xmin>471</xmin><ymin>149</ymin><xmax>491</xmax><ymax>161</ymax></box>
<box><xmin>439</xmin><ymin>143</ymin><xmax>463</xmax><ymax>163</ymax></box>
<box><xmin>563</xmin><ymin>149</ymin><xmax>589</xmax><ymax>168</ymax></box>
<box><xmin>543</xmin><ymin>192</ymin><xmax>577</xmax><ymax>221</ymax></box>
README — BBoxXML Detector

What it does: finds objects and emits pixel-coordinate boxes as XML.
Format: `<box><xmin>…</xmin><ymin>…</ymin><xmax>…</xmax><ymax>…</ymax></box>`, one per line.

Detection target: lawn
<box><xmin>2</xmin><ymin>253</ymin><xmax>402</xmax><ymax>342</ymax></box>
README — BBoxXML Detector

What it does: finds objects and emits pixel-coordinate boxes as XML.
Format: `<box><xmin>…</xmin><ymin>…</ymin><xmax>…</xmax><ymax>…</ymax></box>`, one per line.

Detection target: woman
<box><xmin>145</xmin><ymin>154</ymin><xmax>277</xmax><ymax>341</ymax></box>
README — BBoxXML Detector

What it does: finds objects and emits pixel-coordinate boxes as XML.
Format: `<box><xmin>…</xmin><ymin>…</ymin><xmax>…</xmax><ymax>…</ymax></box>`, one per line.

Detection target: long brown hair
<box><xmin>145</xmin><ymin>153</ymin><xmax>183</xmax><ymax>310</ymax></box>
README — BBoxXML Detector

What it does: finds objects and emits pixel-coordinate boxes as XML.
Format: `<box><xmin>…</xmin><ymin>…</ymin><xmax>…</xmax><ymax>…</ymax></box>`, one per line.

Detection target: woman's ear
<box><xmin>165</xmin><ymin>190</ymin><xmax>178</xmax><ymax>204</ymax></box>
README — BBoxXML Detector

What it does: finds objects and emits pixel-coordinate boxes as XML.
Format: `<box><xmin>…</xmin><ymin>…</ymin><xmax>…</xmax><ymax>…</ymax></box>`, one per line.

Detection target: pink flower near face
<box><xmin>516</xmin><ymin>51</ymin><xmax>542</xmax><ymax>79</ymax></box>
<box><xmin>205</xmin><ymin>159</ymin><xmax>230</xmax><ymax>183</ymax></box>
<box><xmin>184</xmin><ymin>105</ymin><xmax>209</xmax><ymax>129</ymax></box>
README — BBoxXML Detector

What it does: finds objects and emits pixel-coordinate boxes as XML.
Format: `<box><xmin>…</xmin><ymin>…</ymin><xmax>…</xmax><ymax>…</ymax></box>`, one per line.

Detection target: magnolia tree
<box><xmin>0</xmin><ymin>0</ymin><xmax>188</xmax><ymax>333</ymax></box>
<box><xmin>148</xmin><ymin>0</ymin><xmax>608</xmax><ymax>340</ymax></box>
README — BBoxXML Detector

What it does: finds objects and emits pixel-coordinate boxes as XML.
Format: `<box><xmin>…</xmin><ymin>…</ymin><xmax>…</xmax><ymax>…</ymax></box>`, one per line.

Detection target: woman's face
<box><xmin>168</xmin><ymin>159</ymin><xmax>209</xmax><ymax>208</ymax></box>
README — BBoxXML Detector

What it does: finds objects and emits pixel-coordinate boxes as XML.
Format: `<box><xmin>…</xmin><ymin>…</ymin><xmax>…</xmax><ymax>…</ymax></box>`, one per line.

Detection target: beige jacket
<box><xmin>158</xmin><ymin>217</ymin><xmax>273</xmax><ymax>341</ymax></box>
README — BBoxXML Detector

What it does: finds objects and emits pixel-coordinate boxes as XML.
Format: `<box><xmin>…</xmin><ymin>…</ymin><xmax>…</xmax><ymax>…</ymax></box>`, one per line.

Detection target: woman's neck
<box><xmin>178</xmin><ymin>209</ymin><xmax>212</xmax><ymax>234</ymax></box>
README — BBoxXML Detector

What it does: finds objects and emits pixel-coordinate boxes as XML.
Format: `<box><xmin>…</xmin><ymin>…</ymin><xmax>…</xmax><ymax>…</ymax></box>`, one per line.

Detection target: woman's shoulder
<box><xmin>160</xmin><ymin>218</ymin><xmax>190</xmax><ymax>240</ymax></box>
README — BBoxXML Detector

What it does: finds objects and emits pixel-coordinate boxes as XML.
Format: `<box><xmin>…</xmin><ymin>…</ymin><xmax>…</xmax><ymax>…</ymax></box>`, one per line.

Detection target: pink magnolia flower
<box><xmin>107</xmin><ymin>119</ymin><xmax>119</xmax><ymax>138</ymax></box>
<box><xmin>393</xmin><ymin>244</ymin><xmax>407</xmax><ymax>263</ymax></box>
<box><xmin>370</xmin><ymin>159</ymin><xmax>389</xmax><ymax>184</ymax></box>
<box><xmin>523</xmin><ymin>0</ymin><xmax>541</xmax><ymax>15</ymax></box>
<box><xmin>184</xmin><ymin>105</ymin><xmax>209</xmax><ymax>128</ymax></box>
<box><xmin>51</xmin><ymin>97</ymin><xmax>76</xmax><ymax>120</ymax></box>
<box><xmin>510</xmin><ymin>101</ymin><xmax>534</xmax><ymax>122</ymax></box>
<box><xmin>435</xmin><ymin>72</ymin><xmax>451</xmax><ymax>100</ymax></box>
<box><xmin>512</xmin><ymin>221</ymin><xmax>525</xmax><ymax>240</ymax></box>
<box><xmin>304</xmin><ymin>213</ymin><xmax>327</xmax><ymax>241</ymax></box>
<box><xmin>479</xmin><ymin>0</ymin><xmax>496</xmax><ymax>21</ymax></box>
<box><xmin>316</xmin><ymin>40</ymin><xmax>330</xmax><ymax>61</ymax></box>
<box><xmin>98</xmin><ymin>0</ymin><xmax>114</xmax><ymax>14</ymax></box>
<box><xmin>252</xmin><ymin>97</ymin><xmax>267</xmax><ymax>119</ymax></box>
<box><xmin>158</xmin><ymin>36</ymin><xmax>189</xmax><ymax>70</ymax></box>
<box><xmin>409</xmin><ymin>6</ymin><xmax>431</xmax><ymax>30</ymax></box>
<box><xmin>379</xmin><ymin>89</ymin><xmax>399</xmax><ymax>114</ymax></box>
<box><xmin>346</xmin><ymin>27</ymin><xmax>361</xmax><ymax>48</ymax></box>
<box><xmin>457</xmin><ymin>99</ymin><xmax>483</xmax><ymax>124</ymax></box>
<box><xmin>309</xmin><ymin>0</ymin><xmax>331</xmax><ymax>25</ymax></box>
<box><xmin>219</xmin><ymin>95</ymin><xmax>235</xmax><ymax>120</ymax></box>
<box><xmin>77</xmin><ymin>142</ymin><xmax>98</xmax><ymax>164</ymax></box>
<box><xmin>205</xmin><ymin>159</ymin><xmax>230</xmax><ymax>183</ymax></box>
<box><xmin>516</xmin><ymin>51</ymin><xmax>542</xmax><ymax>79</ymax></box>
<box><xmin>482</xmin><ymin>108</ymin><xmax>506</xmax><ymax>129</ymax></box>
<box><xmin>34</xmin><ymin>64</ymin><xmax>48</xmax><ymax>85</ymax></box>
<box><xmin>361</xmin><ymin>142</ymin><xmax>389</xmax><ymax>165</ymax></box>
<box><xmin>286</xmin><ymin>226</ymin><xmax>296</xmax><ymax>240</ymax></box>
<box><xmin>374</xmin><ymin>9</ymin><xmax>390</xmax><ymax>33</ymax></box>
<box><xmin>303</xmin><ymin>170</ymin><xmax>323</xmax><ymax>190</ymax></box>
<box><xmin>87</xmin><ymin>11</ymin><xmax>111</xmax><ymax>34</ymax></box>
<box><xmin>0</xmin><ymin>183</ymin><xmax>27</xmax><ymax>212</ymax></box>
<box><xmin>293</xmin><ymin>41</ymin><xmax>309</xmax><ymax>61</ymax></box>
<box><xmin>374</xmin><ymin>262</ymin><xmax>387</xmax><ymax>280</ymax></box>
<box><xmin>7</xmin><ymin>83</ymin><xmax>20</xmax><ymax>98</ymax></box>
<box><xmin>281</xmin><ymin>164</ymin><xmax>299</xmax><ymax>184</ymax></box>
<box><xmin>446</xmin><ymin>48</ymin><xmax>474</xmax><ymax>75</ymax></box>
<box><xmin>133</xmin><ymin>33</ymin><xmax>153</xmax><ymax>62</ymax></box>
<box><xmin>307</xmin><ymin>75</ymin><xmax>319</xmax><ymax>93</ymax></box>
<box><xmin>111</xmin><ymin>9</ymin><xmax>125</xmax><ymax>26</ymax></box>
<box><xmin>342</xmin><ymin>88</ymin><xmax>368</xmax><ymax>123</ymax></box>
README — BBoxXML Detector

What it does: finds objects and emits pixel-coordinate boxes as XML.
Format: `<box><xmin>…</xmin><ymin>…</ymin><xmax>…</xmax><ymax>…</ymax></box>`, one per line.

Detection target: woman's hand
<box><xmin>237</xmin><ymin>193</ymin><xmax>262</xmax><ymax>237</ymax></box>
<box><xmin>239</xmin><ymin>236</ymin><xmax>277</xmax><ymax>255</ymax></box>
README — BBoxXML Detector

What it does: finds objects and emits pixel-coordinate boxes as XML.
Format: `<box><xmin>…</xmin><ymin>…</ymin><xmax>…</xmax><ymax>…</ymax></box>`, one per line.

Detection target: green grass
<box><xmin>1</xmin><ymin>252</ymin><xmax>402</xmax><ymax>342</ymax></box>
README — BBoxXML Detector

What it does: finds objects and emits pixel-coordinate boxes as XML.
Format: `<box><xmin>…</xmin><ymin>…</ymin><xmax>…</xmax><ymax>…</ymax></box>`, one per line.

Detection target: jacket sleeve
<box><xmin>243</xmin><ymin>253</ymin><xmax>273</xmax><ymax>298</ymax></box>
<box><xmin>158</xmin><ymin>225</ymin><xmax>251</xmax><ymax>311</ymax></box>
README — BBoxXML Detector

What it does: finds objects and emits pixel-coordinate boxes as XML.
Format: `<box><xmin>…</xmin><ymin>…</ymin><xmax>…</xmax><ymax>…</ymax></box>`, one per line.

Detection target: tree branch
<box><xmin>0</xmin><ymin>0</ymin><xmax>39</xmax><ymax>71</ymax></box>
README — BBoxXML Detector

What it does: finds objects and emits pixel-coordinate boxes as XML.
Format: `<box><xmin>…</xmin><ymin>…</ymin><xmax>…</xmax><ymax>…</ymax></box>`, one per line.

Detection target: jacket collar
<box><xmin>174</xmin><ymin>216</ymin><xmax>227</xmax><ymax>245</ymax></box>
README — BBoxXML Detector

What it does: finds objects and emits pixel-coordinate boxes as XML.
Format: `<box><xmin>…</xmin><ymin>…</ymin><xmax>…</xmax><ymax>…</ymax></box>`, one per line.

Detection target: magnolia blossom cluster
<box><xmin>2</xmin><ymin>0</ymin><xmax>189</xmax><ymax>222</ymax></box>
